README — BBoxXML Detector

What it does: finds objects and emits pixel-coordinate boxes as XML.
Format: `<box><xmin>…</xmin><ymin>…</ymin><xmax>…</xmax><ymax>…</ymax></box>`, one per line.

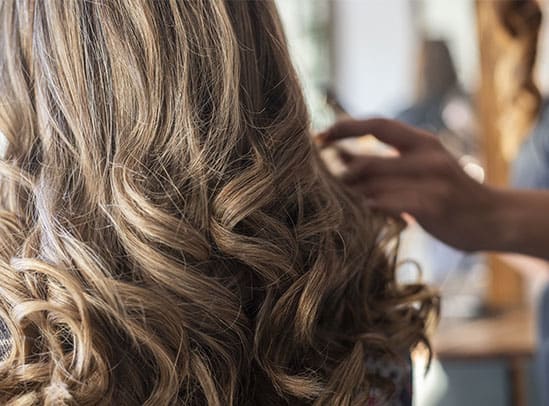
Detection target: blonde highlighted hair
<box><xmin>0</xmin><ymin>0</ymin><xmax>437</xmax><ymax>404</ymax></box>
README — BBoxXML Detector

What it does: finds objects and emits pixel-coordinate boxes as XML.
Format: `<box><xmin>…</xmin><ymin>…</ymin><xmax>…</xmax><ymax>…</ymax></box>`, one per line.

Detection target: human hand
<box><xmin>317</xmin><ymin>118</ymin><xmax>500</xmax><ymax>252</ymax></box>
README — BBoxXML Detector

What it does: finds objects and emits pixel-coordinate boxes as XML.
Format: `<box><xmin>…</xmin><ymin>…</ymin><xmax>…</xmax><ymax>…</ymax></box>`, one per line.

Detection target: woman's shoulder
<box><xmin>366</xmin><ymin>356</ymin><xmax>413</xmax><ymax>406</ymax></box>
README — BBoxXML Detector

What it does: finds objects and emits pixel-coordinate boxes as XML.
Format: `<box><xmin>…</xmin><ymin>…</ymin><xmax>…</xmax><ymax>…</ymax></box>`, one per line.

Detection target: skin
<box><xmin>317</xmin><ymin>118</ymin><xmax>549</xmax><ymax>260</ymax></box>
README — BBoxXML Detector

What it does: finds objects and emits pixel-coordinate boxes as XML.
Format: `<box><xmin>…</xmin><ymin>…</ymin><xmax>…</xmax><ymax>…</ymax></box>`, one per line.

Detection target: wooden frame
<box><xmin>475</xmin><ymin>0</ymin><xmax>542</xmax><ymax>309</ymax></box>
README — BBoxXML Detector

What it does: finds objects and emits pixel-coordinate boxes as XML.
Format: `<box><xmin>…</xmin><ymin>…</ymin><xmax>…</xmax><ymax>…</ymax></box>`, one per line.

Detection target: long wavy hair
<box><xmin>0</xmin><ymin>1</ymin><xmax>437</xmax><ymax>404</ymax></box>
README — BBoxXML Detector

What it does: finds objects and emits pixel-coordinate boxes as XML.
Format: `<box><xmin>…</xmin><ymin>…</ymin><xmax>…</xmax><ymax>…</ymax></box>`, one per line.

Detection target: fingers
<box><xmin>318</xmin><ymin>118</ymin><xmax>436</xmax><ymax>151</ymax></box>
<box><xmin>366</xmin><ymin>192</ymin><xmax>420</xmax><ymax>218</ymax></box>
<box><xmin>359</xmin><ymin>181</ymin><xmax>429</xmax><ymax>219</ymax></box>
<box><xmin>339</xmin><ymin>154</ymin><xmax>423</xmax><ymax>184</ymax></box>
<box><xmin>338</xmin><ymin>151</ymin><xmax>434</xmax><ymax>185</ymax></box>
<box><xmin>336</xmin><ymin>154</ymin><xmax>437</xmax><ymax>218</ymax></box>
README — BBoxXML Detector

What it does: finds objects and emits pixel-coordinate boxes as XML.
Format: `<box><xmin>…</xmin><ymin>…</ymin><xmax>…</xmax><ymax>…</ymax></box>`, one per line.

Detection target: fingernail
<box><xmin>314</xmin><ymin>132</ymin><xmax>327</xmax><ymax>147</ymax></box>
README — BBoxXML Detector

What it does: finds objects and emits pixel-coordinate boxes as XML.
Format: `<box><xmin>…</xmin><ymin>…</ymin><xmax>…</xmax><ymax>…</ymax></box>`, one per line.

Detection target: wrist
<box><xmin>482</xmin><ymin>186</ymin><xmax>521</xmax><ymax>253</ymax></box>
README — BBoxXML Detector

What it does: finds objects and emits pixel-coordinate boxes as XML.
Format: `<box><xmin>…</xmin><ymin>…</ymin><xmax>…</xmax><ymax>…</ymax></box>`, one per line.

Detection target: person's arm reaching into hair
<box><xmin>317</xmin><ymin>118</ymin><xmax>549</xmax><ymax>260</ymax></box>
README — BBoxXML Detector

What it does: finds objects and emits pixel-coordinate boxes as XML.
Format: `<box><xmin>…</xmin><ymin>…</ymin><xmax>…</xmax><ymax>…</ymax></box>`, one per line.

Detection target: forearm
<box><xmin>484</xmin><ymin>188</ymin><xmax>549</xmax><ymax>259</ymax></box>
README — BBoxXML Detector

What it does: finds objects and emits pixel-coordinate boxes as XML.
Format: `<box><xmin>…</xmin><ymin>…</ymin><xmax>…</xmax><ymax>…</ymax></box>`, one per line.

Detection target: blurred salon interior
<box><xmin>276</xmin><ymin>0</ymin><xmax>549</xmax><ymax>405</ymax></box>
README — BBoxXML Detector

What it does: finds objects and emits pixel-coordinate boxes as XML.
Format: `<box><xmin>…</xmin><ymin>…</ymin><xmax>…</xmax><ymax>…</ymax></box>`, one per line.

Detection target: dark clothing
<box><xmin>0</xmin><ymin>320</ymin><xmax>10</xmax><ymax>361</ymax></box>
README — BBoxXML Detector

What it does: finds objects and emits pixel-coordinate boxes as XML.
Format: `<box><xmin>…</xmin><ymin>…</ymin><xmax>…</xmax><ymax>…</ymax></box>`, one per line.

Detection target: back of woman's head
<box><xmin>0</xmin><ymin>1</ymin><xmax>437</xmax><ymax>404</ymax></box>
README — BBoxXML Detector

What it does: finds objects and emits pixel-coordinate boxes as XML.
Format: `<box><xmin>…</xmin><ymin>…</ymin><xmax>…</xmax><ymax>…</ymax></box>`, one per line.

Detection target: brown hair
<box><xmin>0</xmin><ymin>1</ymin><xmax>437</xmax><ymax>404</ymax></box>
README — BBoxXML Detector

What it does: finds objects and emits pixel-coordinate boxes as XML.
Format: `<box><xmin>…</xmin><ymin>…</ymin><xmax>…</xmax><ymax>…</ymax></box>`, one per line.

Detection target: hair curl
<box><xmin>0</xmin><ymin>0</ymin><xmax>438</xmax><ymax>404</ymax></box>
